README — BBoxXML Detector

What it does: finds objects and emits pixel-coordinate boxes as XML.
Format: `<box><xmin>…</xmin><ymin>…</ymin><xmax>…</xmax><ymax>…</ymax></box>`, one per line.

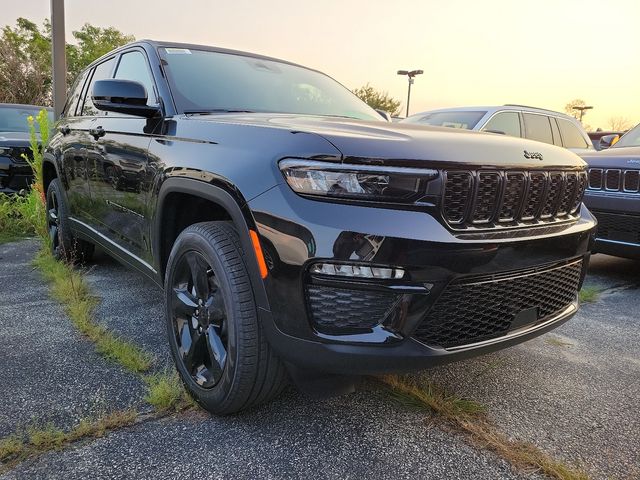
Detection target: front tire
<box><xmin>164</xmin><ymin>221</ymin><xmax>287</xmax><ymax>414</ymax></box>
<box><xmin>46</xmin><ymin>179</ymin><xmax>94</xmax><ymax>262</ymax></box>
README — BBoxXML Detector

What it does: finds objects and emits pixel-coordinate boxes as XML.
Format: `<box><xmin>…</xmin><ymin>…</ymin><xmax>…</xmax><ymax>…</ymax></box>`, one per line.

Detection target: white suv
<box><xmin>401</xmin><ymin>104</ymin><xmax>593</xmax><ymax>153</ymax></box>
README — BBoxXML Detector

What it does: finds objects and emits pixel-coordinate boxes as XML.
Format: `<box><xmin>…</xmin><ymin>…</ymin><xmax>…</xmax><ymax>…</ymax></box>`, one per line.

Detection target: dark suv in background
<box><xmin>44</xmin><ymin>40</ymin><xmax>596</xmax><ymax>414</ymax></box>
<box><xmin>0</xmin><ymin>103</ymin><xmax>53</xmax><ymax>194</ymax></box>
<box><xmin>582</xmin><ymin>123</ymin><xmax>640</xmax><ymax>259</ymax></box>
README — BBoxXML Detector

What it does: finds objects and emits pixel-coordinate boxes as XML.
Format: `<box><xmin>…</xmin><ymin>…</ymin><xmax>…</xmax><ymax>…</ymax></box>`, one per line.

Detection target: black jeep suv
<box><xmin>44</xmin><ymin>41</ymin><xmax>596</xmax><ymax>414</ymax></box>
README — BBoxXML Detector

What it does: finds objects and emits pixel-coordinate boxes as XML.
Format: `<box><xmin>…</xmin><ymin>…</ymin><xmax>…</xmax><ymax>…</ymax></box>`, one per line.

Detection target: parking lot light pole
<box><xmin>51</xmin><ymin>0</ymin><xmax>66</xmax><ymax>119</ymax></box>
<box><xmin>397</xmin><ymin>69</ymin><xmax>423</xmax><ymax>118</ymax></box>
<box><xmin>572</xmin><ymin>105</ymin><xmax>593</xmax><ymax>123</ymax></box>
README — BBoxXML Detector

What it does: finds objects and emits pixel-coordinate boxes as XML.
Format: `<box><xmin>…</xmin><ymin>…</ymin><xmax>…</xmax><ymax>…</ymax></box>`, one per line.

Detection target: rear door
<box><xmin>83</xmin><ymin>48</ymin><xmax>160</xmax><ymax>263</ymax></box>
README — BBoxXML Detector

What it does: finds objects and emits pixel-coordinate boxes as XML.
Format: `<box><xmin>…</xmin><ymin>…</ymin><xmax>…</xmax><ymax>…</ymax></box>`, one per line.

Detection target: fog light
<box><xmin>310</xmin><ymin>263</ymin><xmax>405</xmax><ymax>279</ymax></box>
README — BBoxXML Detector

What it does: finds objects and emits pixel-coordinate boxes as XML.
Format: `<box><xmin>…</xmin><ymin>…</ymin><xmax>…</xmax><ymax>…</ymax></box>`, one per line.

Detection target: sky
<box><xmin>4</xmin><ymin>0</ymin><xmax>639</xmax><ymax>129</ymax></box>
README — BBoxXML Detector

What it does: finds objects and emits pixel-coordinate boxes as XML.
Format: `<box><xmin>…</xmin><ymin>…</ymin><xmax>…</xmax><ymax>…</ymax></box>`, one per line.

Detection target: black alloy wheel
<box><xmin>170</xmin><ymin>250</ymin><xmax>228</xmax><ymax>388</ymax></box>
<box><xmin>46</xmin><ymin>178</ymin><xmax>95</xmax><ymax>262</ymax></box>
<box><xmin>46</xmin><ymin>186</ymin><xmax>62</xmax><ymax>258</ymax></box>
<box><xmin>164</xmin><ymin>221</ymin><xmax>287</xmax><ymax>414</ymax></box>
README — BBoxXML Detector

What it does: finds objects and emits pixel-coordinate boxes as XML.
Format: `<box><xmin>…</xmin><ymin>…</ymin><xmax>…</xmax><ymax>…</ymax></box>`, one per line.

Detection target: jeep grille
<box><xmin>442</xmin><ymin>169</ymin><xmax>587</xmax><ymax>229</ymax></box>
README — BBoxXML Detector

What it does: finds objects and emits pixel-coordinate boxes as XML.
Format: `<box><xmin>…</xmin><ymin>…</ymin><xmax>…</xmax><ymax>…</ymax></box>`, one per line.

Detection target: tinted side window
<box><xmin>62</xmin><ymin>69</ymin><xmax>90</xmax><ymax>118</ymax></box>
<box><xmin>557</xmin><ymin>118</ymin><xmax>589</xmax><ymax>148</ymax></box>
<box><xmin>114</xmin><ymin>51</ymin><xmax>157</xmax><ymax>106</ymax></box>
<box><xmin>482</xmin><ymin>112</ymin><xmax>521</xmax><ymax>137</ymax></box>
<box><xmin>523</xmin><ymin>113</ymin><xmax>553</xmax><ymax>144</ymax></box>
<box><xmin>81</xmin><ymin>57</ymin><xmax>116</xmax><ymax>116</ymax></box>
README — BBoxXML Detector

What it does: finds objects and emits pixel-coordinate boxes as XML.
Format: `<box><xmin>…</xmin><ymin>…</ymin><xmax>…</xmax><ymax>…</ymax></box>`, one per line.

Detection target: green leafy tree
<box><xmin>0</xmin><ymin>18</ymin><xmax>134</xmax><ymax>105</ymax></box>
<box><xmin>353</xmin><ymin>83</ymin><xmax>402</xmax><ymax>116</ymax></box>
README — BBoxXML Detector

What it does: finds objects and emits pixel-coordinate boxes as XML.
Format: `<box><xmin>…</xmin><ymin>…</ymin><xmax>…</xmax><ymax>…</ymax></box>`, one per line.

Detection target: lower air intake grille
<box><xmin>413</xmin><ymin>260</ymin><xmax>583</xmax><ymax>348</ymax></box>
<box><xmin>306</xmin><ymin>285</ymin><xmax>400</xmax><ymax>332</ymax></box>
<box><xmin>591</xmin><ymin>210</ymin><xmax>640</xmax><ymax>244</ymax></box>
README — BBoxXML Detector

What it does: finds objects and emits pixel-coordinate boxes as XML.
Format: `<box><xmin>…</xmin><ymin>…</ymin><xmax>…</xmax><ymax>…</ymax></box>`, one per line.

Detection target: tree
<box><xmin>608</xmin><ymin>116</ymin><xmax>633</xmax><ymax>131</ymax></box>
<box><xmin>353</xmin><ymin>83</ymin><xmax>402</xmax><ymax>116</ymax></box>
<box><xmin>0</xmin><ymin>18</ymin><xmax>134</xmax><ymax>105</ymax></box>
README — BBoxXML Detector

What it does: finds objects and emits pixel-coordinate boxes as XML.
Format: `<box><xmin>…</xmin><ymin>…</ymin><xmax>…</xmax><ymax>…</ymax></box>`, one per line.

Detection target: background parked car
<box><xmin>588</xmin><ymin>129</ymin><xmax>627</xmax><ymax>150</ymax></box>
<box><xmin>0</xmin><ymin>103</ymin><xmax>54</xmax><ymax>194</ymax></box>
<box><xmin>401</xmin><ymin>104</ymin><xmax>593</xmax><ymax>154</ymax></box>
<box><xmin>581</xmin><ymin>123</ymin><xmax>640</xmax><ymax>259</ymax></box>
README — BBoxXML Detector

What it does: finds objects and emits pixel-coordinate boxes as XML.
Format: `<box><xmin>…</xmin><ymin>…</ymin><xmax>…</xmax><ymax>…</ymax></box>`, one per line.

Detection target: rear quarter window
<box><xmin>557</xmin><ymin>118</ymin><xmax>590</xmax><ymax>148</ymax></box>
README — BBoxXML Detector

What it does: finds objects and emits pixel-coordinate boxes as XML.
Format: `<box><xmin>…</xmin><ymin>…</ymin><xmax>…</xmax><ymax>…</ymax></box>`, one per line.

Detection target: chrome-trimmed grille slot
<box><xmin>605</xmin><ymin>169</ymin><xmax>621</xmax><ymax>190</ymax></box>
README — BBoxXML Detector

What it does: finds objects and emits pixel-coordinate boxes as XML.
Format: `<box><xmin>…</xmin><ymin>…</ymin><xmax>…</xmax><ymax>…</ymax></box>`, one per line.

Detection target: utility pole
<box><xmin>51</xmin><ymin>0</ymin><xmax>66</xmax><ymax>119</ymax></box>
<box><xmin>397</xmin><ymin>69</ymin><xmax>423</xmax><ymax>118</ymax></box>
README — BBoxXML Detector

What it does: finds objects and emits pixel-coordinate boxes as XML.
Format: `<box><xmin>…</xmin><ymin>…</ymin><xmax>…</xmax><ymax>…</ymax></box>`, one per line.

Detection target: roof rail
<box><xmin>503</xmin><ymin>104</ymin><xmax>563</xmax><ymax>115</ymax></box>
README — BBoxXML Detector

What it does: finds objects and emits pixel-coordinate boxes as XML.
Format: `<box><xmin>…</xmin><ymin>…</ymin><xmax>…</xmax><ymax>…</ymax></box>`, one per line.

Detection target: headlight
<box><xmin>279</xmin><ymin>159</ymin><xmax>438</xmax><ymax>203</ymax></box>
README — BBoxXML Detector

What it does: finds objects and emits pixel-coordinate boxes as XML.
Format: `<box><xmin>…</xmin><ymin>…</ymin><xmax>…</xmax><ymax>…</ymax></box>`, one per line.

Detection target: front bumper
<box><xmin>0</xmin><ymin>156</ymin><xmax>33</xmax><ymax>194</ymax></box>
<box><xmin>249</xmin><ymin>184</ymin><xmax>596</xmax><ymax>374</ymax></box>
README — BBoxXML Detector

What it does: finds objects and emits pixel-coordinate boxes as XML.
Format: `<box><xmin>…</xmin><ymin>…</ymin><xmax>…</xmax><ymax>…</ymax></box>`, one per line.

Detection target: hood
<box><xmin>579</xmin><ymin>146</ymin><xmax>640</xmax><ymax>170</ymax></box>
<box><xmin>0</xmin><ymin>131</ymin><xmax>34</xmax><ymax>147</ymax></box>
<box><xmin>189</xmin><ymin>113</ymin><xmax>585</xmax><ymax>169</ymax></box>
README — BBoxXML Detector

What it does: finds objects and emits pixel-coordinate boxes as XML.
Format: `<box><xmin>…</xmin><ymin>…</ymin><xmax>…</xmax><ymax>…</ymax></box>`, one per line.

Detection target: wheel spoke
<box><xmin>205</xmin><ymin>292</ymin><xmax>225</xmax><ymax>324</ymax></box>
<box><xmin>185</xmin><ymin>251</ymin><xmax>210</xmax><ymax>300</ymax></box>
<box><xmin>173</xmin><ymin>287</ymin><xmax>198</xmax><ymax>318</ymax></box>
<box><xmin>179</xmin><ymin>319</ymin><xmax>205</xmax><ymax>373</ymax></box>
<box><xmin>206</xmin><ymin>325</ymin><xmax>227</xmax><ymax>375</ymax></box>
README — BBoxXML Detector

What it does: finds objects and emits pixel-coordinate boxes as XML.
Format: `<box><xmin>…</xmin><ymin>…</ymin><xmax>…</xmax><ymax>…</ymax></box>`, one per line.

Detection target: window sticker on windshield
<box><xmin>165</xmin><ymin>48</ymin><xmax>192</xmax><ymax>54</ymax></box>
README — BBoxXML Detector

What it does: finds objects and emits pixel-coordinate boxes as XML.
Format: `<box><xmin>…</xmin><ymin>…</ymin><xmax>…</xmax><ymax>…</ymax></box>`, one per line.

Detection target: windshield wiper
<box><xmin>184</xmin><ymin>109</ymin><xmax>255</xmax><ymax>115</ymax></box>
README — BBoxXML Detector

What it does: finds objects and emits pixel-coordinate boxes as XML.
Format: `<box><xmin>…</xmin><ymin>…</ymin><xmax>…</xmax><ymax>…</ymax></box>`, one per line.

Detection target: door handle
<box><xmin>89</xmin><ymin>126</ymin><xmax>106</xmax><ymax>140</ymax></box>
<box><xmin>58</xmin><ymin>125</ymin><xmax>71</xmax><ymax>135</ymax></box>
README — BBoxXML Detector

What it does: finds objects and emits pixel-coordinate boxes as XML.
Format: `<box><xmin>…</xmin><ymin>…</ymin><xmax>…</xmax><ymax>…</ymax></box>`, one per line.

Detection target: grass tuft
<box><xmin>144</xmin><ymin>370</ymin><xmax>194</xmax><ymax>412</ymax></box>
<box><xmin>0</xmin><ymin>410</ymin><xmax>139</xmax><ymax>469</ymax></box>
<box><xmin>545</xmin><ymin>336</ymin><xmax>574</xmax><ymax>347</ymax></box>
<box><xmin>0</xmin><ymin>436</ymin><xmax>24</xmax><ymax>463</ymax></box>
<box><xmin>380</xmin><ymin>375</ymin><xmax>590</xmax><ymax>480</ymax></box>
<box><xmin>33</xmin><ymin>249</ymin><xmax>153</xmax><ymax>374</ymax></box>
<box><xmin>579</xmin><ymin>286</ymin><xmax>601</xmax><ymax>303</ymax></box>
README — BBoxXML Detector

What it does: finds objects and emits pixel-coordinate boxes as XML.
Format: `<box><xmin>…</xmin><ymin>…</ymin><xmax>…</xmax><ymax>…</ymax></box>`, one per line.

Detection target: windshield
<box><xmin>0</xmin><ymin>106</ymin><xmax>53</xmax><ymax>134</ymax></box>
<box><xmin>401</xmin><ymin>111</ymin><xmax>487</xmax><ymax>129</ymax></box>
<box><xmin>613</xmin><ymin>123</ymin><xmax>640</xmax><ymax>148</ymax></box>
<box><xmin>159</xmin><ymin>47</ymin><xmax>381</xmax><ymax>121</ymax></box>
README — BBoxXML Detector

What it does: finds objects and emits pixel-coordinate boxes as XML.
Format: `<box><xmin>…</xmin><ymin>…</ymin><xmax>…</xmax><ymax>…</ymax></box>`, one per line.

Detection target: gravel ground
<box><xmin>1</xmin><ymin>241</ymin><xmax>637</xmax><ymax>479</ymax></box>
<box><xmin>425</xmin><ymin>253</ymin><xmax>640</xmax><ymax>480</ymax></box>
<box><xmin>0</xmin><ymin>241</ymin><xmax>147</xmax><ymax>437</ymax></box>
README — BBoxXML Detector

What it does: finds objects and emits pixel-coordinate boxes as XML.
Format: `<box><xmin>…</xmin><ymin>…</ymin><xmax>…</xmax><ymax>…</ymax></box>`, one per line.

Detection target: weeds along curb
<box><xmin>0</xmin><ymin>407</ymin><xmax>196</xmax><ymax>473</ymax></box>
<box><xmin>32</xmin><ymin>247</ymin><xmax>193</xmax><ymax>412</ymax></box>
<box><xmin>33</xmin><ymin>249</ymin><xmax>153</xmax><ymax>374</ymax></box>
<box><xmin>379</xmin><ymin>375</ymin><xmax>590</xmax><ymax>480</ymax></box>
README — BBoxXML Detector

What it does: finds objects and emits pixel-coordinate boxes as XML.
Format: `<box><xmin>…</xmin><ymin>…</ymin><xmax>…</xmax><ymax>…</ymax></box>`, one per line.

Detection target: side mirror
<box><xmin>375</xmin><ymin>109</ymin><xmax>392</xmax><ymax>122</ymax></box>
<box><xmin>92</xmin><ymin>79</ymin><xmax>161</xmax><ymax>118</ymax></box>
<box><xmin>599</xmin><ymin>134</ymin><xmax>620</xmax><ymax>150</ymax></box>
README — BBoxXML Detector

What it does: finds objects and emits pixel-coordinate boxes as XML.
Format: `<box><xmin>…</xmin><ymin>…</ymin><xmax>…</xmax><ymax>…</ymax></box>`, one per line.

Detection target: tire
<box><xmin>46</xmin><ymin>178</ymin><xmax>95</xmax><ymax>263</ymax></box>
<box><xmin>164</xmin><ymin>221</ymin><xmax>287</xmax><ymax>414</ymax></box>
